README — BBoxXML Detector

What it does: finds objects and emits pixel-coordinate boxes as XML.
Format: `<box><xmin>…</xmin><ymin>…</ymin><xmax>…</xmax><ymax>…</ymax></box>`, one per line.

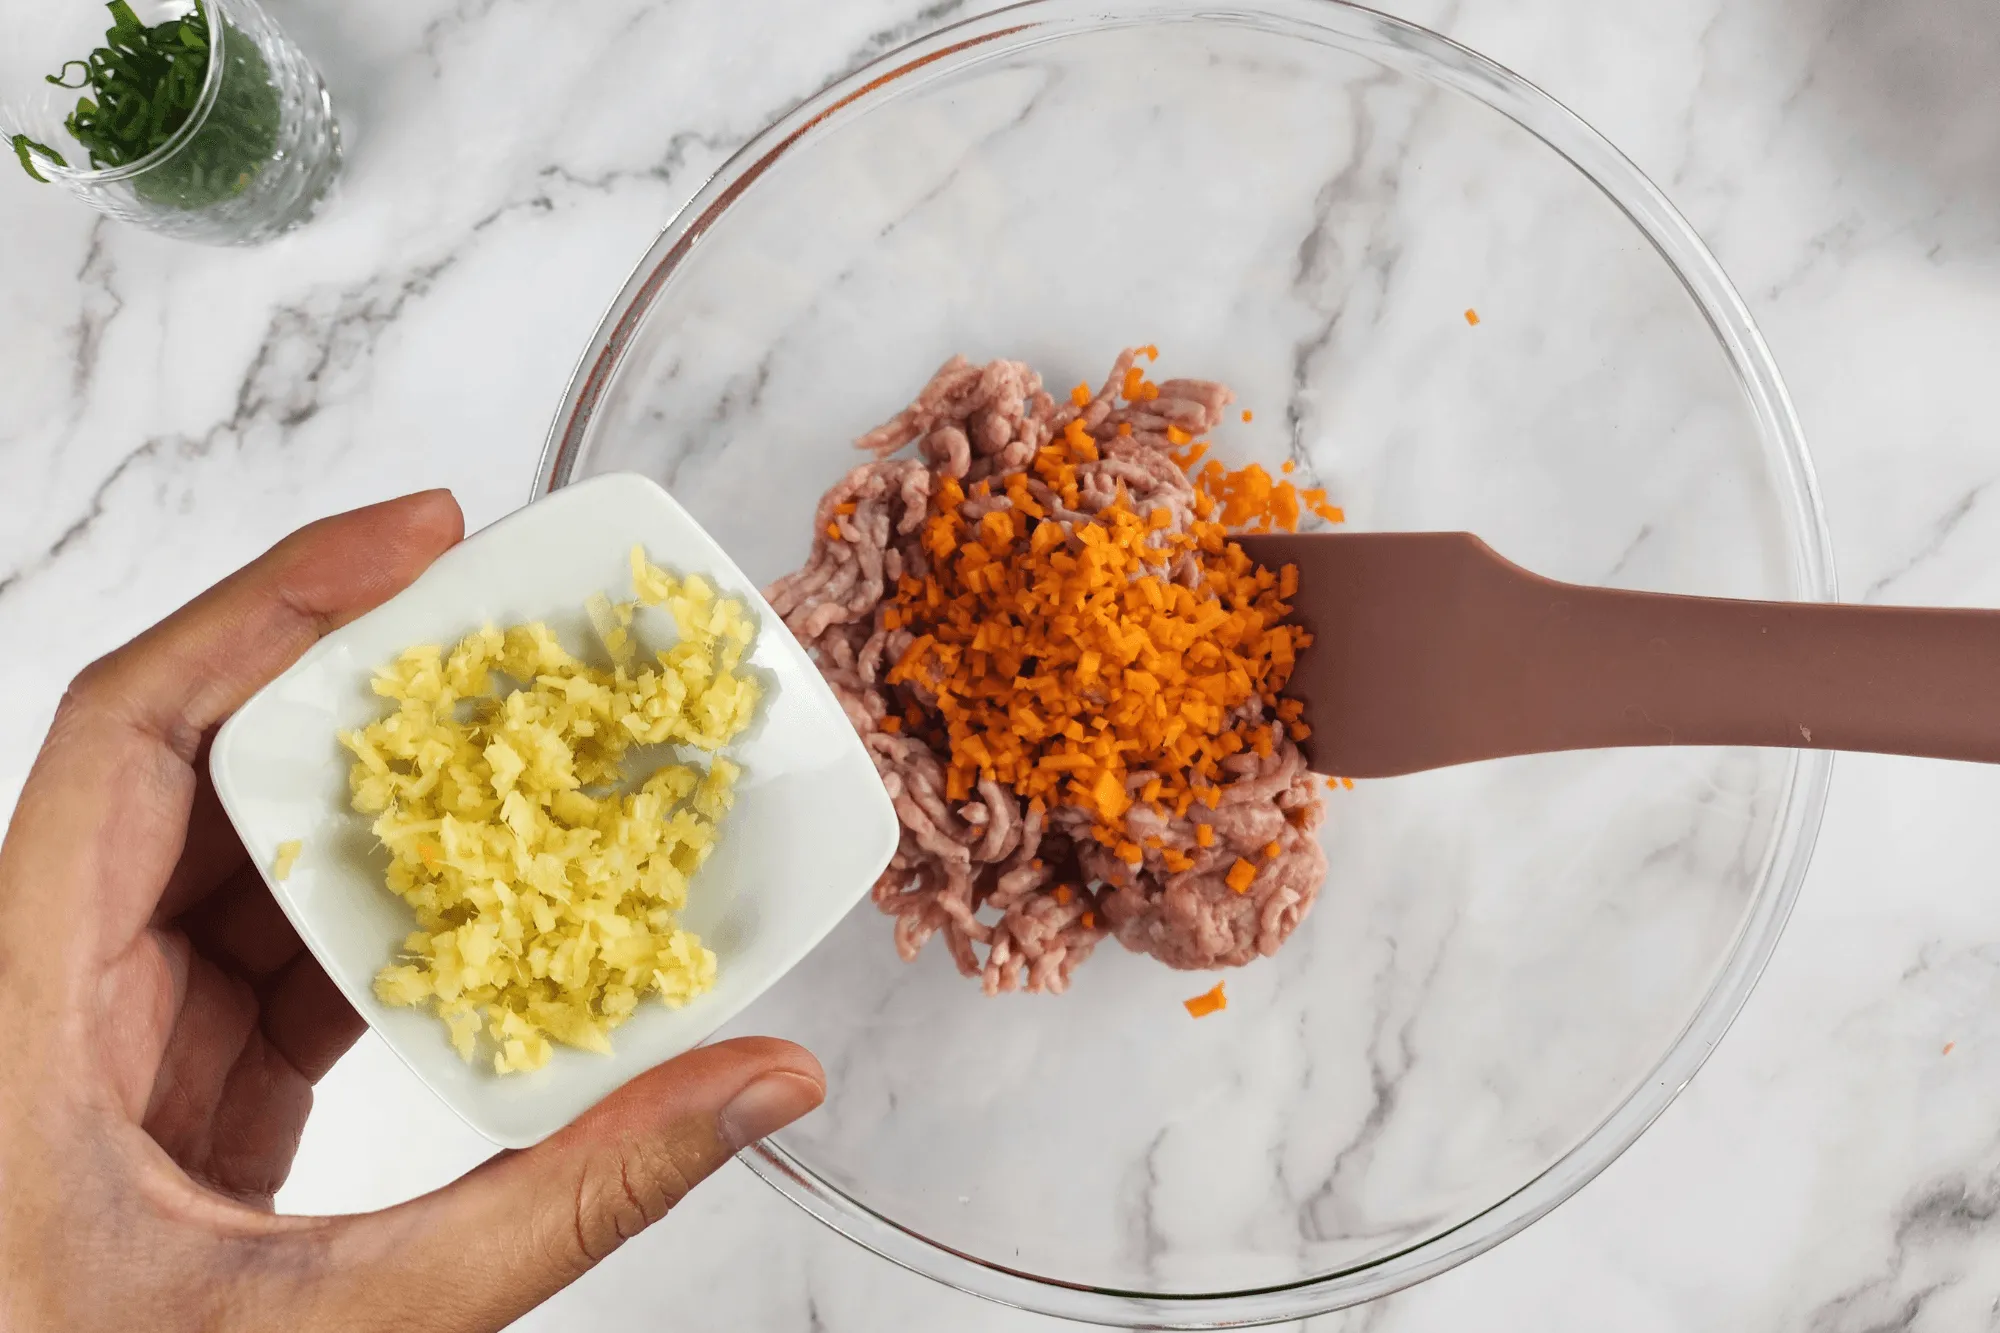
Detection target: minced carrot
<box><xmin>1241</xmin><ymin>409</ymin><xmax>1253</xmax><ymax>423</ymax></box>
<box><xmin>826</xmin><ymin>523</ymin><xmax>842</xmax><ymax>540</ymax></box>
<box><xmin>1184</xmin><ymin>981</ymin><xmax>1227</xmax><ymax>1018</ymax></box>
<box><xmin>1081</xmin><ymin>911</ymin><xmax>1096</xmax><ymax>929</ymax></box>
<box><xmin>880</xmin><ymin>716</ymin><xmax>902</xmax><ymax>734</ymax></box>
<box><xmin>1225</xmin><ymin>859</ymin><xmax>1256</xmax><ymax>893</ymax></box>
<box><xmin>1071</xmin><ymin>381</ymin><xmax>1092</xmax><ymax>406</ymax></box>
<box><xmin>1195</xmin><ymin>824</ymin><xmax>1214</xmax><ymax>847</ymax></box>
<box><xmin>1055</xmin><ymin>886</ymin><xmax>1072</xmax><ymax>905</ymax></box>
<box><xmin>881</xmin><ymin>392</ymin><xmax>1317</xmax><ymax>831</ymax></box>
<box><xmin>834</xmin><ymin>502</ymin><xmax>857</xmax><ymax>515</ymax></box>
<box><xmin>1341</xmin><ymin>777</ymin><xmax>1353</xmax><ymax>790</ymax></box>
<box><xmin>1262</xmin><ymin>841</ymin><xmax>1281</xmax><ymax>860</ymax></box>
<box><xmin>1464</xmin><ymin>308</ymin><xmax>1480</xmax><ymax>326</ymax></box>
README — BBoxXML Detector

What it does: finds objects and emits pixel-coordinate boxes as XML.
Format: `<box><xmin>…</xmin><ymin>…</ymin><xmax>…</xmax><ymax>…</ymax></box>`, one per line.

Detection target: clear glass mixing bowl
<box><xmin>536</xmin><ymin>1</ymin><xmax>1834</xmax><ymax>1324</ymax></box>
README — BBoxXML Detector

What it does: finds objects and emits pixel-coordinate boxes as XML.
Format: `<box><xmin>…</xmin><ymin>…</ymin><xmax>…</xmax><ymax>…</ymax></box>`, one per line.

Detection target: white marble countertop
<box><xmin>6</xmin><ymin>0</ymin><xmax>2000</xmax><ymax>1328</ymax></box>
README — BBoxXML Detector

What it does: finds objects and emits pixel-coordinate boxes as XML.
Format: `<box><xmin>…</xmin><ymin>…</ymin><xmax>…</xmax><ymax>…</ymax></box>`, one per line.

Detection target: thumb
<box><xmin>312</xmin><ymin>1036</ymin><xmax>823</xmax><ymax>1332</ymax></box>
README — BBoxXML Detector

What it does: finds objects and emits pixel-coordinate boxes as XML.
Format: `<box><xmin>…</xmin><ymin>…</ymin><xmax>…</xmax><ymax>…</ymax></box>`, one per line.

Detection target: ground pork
<box><xmin>767</xmin><ymin>351</ymin><xmax>1327</xmax><ymax>994</ymax></box>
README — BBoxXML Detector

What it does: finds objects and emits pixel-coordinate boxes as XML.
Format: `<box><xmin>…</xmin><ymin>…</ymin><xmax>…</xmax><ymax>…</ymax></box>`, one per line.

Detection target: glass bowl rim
<box><xmin>533</xmin><ymin>0</ymin><xmax>1837</xmax><ymax>1324</ymax></box>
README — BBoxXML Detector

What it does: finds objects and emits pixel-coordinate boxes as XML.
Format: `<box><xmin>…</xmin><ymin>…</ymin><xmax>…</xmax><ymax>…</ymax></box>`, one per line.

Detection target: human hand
<box><xmin>0</xmin><ymin>492</ymin><xmax>825</xmax><ymax>1331</ymax></box>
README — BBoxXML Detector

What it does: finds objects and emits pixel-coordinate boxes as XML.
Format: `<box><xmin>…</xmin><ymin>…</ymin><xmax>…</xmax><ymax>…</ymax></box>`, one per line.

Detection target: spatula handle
<box><xmin>1500</xmin><ymin>581</ymin><xmax>2000</xmax><ymax>765</ymax></box>
<box><xmin>1242</xmin><ymin>531</ymin><xmax>2000</xmax><ymax>777</ymax></box>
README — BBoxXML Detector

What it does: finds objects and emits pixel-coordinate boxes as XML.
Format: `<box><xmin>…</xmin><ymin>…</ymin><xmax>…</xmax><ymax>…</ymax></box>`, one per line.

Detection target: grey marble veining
<box><xmin>5</xmin><ymin>0</ymin><xmax>2000</xmax><ymax>1329</ymax></box>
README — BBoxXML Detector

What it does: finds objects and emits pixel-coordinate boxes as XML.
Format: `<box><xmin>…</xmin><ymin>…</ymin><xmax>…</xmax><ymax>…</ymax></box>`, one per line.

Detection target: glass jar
<box><xmin>1</xmin><ymin>0</ymin><xmax>340</xmax><ymax>245</ymax></box>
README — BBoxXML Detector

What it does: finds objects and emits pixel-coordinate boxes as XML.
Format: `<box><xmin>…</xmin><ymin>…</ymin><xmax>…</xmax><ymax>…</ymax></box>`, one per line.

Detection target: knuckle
<box><xmin>567</xmin><ymin>1133</ymin><xmax>708</xmax><ymax>1266</ymax></box>
<box><xmin>54</xmin><ymin>656</ymin><xmax>114</xmax><ymax>723</ymax></box>
<box><xmin>50</xmin><ymin>651</ymin><xmax>202</xmax><ymax>763</ymax></box>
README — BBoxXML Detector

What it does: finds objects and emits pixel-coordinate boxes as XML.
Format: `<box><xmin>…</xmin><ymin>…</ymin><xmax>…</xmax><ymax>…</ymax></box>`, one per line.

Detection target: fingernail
<box><xmin>719</xmin><ymin>1071</ymin><xmax>823</xmax><ymax>1150</ymax></box>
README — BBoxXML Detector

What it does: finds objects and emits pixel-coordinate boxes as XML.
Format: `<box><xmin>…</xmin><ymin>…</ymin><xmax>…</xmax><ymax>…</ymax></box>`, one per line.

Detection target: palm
<box><xmin>98</xmin><ymin>764</ymin><xmax>361</xmax><ymax>1208</ymax></box>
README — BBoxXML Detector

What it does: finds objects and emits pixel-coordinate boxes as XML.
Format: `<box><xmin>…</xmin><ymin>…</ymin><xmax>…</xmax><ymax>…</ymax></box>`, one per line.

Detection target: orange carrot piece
<box><xmin>1183</xmin><ymin>981</ymin><xmax>1227</xmax><ymax>1018</ymax></box>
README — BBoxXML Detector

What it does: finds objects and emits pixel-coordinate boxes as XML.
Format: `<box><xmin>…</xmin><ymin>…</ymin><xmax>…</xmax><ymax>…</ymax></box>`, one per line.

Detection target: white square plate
<box><xmin>209</xmin><ymin>472</ymin><xmax>899</xmax><ymax>1148</ymax></box>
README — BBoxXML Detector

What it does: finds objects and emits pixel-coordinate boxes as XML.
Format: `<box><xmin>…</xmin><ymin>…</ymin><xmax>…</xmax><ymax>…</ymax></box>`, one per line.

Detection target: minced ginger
<box><xmin>341</xmin><ymin>547</ymin><xmax>761</xmax><ymax>1074</ymax></box>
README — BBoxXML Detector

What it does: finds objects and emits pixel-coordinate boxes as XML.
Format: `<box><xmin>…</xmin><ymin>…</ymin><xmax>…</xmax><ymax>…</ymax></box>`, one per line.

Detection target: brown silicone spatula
<box><xmin>1235</xmin><ymin>531</ymin><xmax>2000</xmax><ymax>779</ymax></box>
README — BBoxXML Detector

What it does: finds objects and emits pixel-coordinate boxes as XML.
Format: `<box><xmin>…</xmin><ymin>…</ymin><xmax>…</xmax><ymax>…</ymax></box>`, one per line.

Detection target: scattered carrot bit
<box><xmin>1944</xmin><ymin>1041</ymin><xmax>1957</xmax><ymax>1055</ymax></box>
<box><xmin>1262</xmin><ymin>841</ymin><xmax>1281</xmax><ymax>860</ymax></box>
<box><xmin>1241</xmin><ymin>409</ymin><xmax>1253</xmax><ymax>423</ymax></box>
<box><xmin>1341</xmin><ymin>777</ymin><xmax>1353</xmax><ymax>790</ymax></box>
<box><xmin>1117</xmin><ymin>422</ymin><xmax>1134</xmax><ymax>437</ymax></box>
<box><xmin>826</xmin><ymin>524</ymin><xmax>842</xmax><ymax>540</ymax></box>
<box><xmin>1195</xmin><ymin>824</ymin><xmax>1214</xmax><ymax>847</ymax></box>
<box><xmin>1325</xmin><ymin>777</ymin><xmax>1340</xmax><ymax>790</ymax></box>
<box><xmin>1281</xmin><ymin>460</ymin><xmax>1295</xmax><ymax>474</ymax></box>
<box><xmin>1183</xmin><ymin>981</ymin><xmax>1227</xmax><ymax>1018</ymax></box>
<box><xmin>879</xmin><ymin>716</ymin><xmax>902</xmax><ymax>734</ymax></box>
<box><xmin>1055</xmin><ymin>886</ymin><xmax>1072</xmax><ymax>905</ymax></box>
<box><xmin>1071</xmin><ymin>381</ymin><xmax>1093</xmax><ymax>407</ymax></box>
<box><xmin>1464</xmin><ymin>308</ymin><xmax>1480</xmax><ymax>326</ymax></box>
<box><xmin>1081</xmin><ymin>911</ymin><xmax>1097</xmax><ymax>929</ymax></box>
<box><xmin>1139</xmin><ymin>344</ymin><xmax>1159</xmax><ymax>361</ymax></box>
<box><xmin>1166</xmin><ymin>425</ymin><xmax>1192</xmax><ymax>446</ymax></box>
<box><xmin>1225</xmin><ymin>859</ymin><xmax>1256</xmax><ymax>893</ymax></box>
<box><xmin>834</xmin><ymin>502</ymin><xmax>857</xmax><ymax>515</ymax></box>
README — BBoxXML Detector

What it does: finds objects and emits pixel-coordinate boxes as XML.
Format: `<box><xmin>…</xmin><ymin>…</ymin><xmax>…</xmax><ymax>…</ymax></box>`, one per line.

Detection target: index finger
<box><xmin>0</xmin><ymin>491</ymin><xmax>464</xmax><ymax>969</ymax></box>
<box><xmin>86</xmin><ymin>490</ymin><xmax>466</xmax><ymax>761</ymax></box>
